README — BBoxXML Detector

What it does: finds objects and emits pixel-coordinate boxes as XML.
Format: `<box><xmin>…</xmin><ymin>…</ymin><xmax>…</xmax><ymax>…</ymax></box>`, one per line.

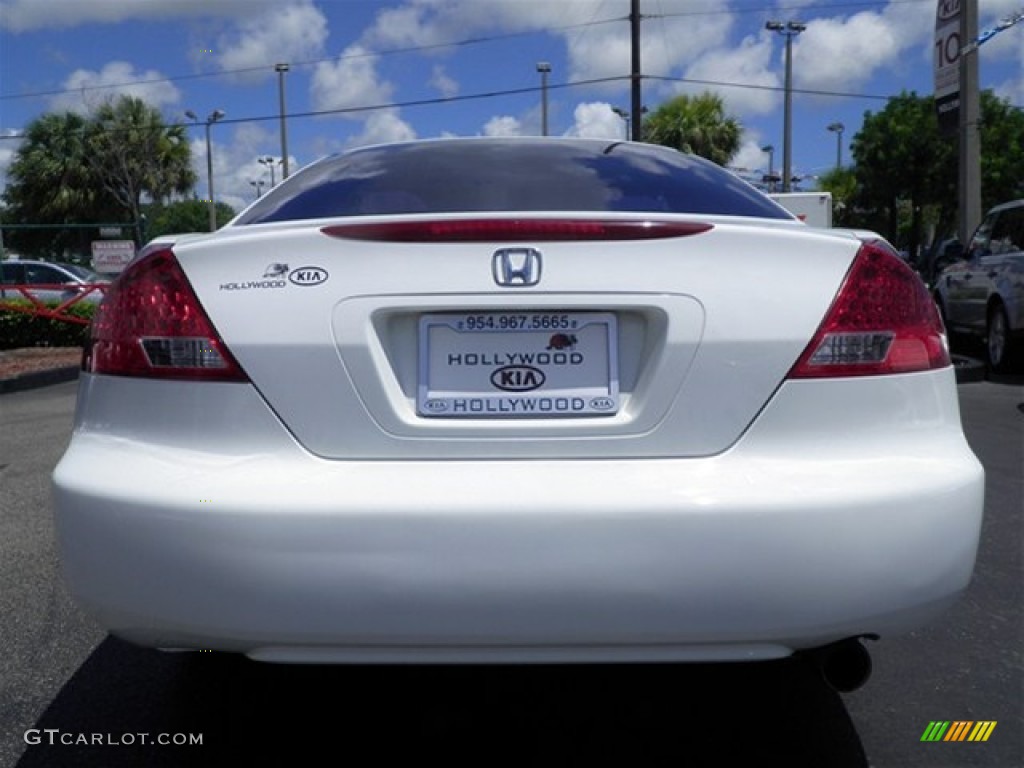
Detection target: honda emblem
<box><xmin>492</xmin><ymin>248</ymin><xmax>542</xmax><ymax>287</ymax></box>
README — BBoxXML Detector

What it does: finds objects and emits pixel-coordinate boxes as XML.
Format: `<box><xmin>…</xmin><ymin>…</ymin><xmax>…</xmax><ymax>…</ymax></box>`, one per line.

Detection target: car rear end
<box><xmin>52</xmin><ymin>139</ymin><xmax>984</xmax><ymax>664</ymax></box>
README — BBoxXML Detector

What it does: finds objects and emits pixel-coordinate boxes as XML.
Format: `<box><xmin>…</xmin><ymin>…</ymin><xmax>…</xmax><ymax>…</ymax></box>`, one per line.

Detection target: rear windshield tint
<box><xmin>235</xmin><ymin>139</ymin><xmax>792</xmax><ymax>225</ymax></box>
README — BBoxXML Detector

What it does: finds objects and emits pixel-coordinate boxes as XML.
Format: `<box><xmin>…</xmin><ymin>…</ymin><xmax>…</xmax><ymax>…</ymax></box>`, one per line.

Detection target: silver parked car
<box><xmin>0</xmin><ymin>259</ymin><xmax>109</xmax><ymax>304</ymax></box>
<box><xmin>934</xmin><ymin>199</ymin><xmax>1024</xmax><ymax>372</ymax></box>
<box><xmin>53</xmin><ymin>138</ymin><xmax>983</xmax><ymax>690</ymax></box>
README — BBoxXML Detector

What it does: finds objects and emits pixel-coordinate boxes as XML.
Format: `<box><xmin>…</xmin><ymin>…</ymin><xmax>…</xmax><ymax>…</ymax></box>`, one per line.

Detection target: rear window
<box><xmin>235</xmin><ymin>139</ymin><xmax>792</xmax><ymax>225</ymax></box>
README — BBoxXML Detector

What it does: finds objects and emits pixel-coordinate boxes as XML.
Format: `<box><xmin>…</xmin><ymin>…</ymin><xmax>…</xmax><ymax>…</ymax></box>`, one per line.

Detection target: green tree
<box><xmin>849</xmin><ymin>90</ymin><xmax>1024</xmax><ymax>254</ymax></box>
<box><xmin>816</xmin><ymin>166</ymin><xmax>858</xmax><ymax>227</ymax></box>
<box><xmin>2</xmin><ymin>97</ymin><xmax>198</xmax><ymax>257</ymax></box>
<box><xmin>977</xmin><ymin>91</ymin><xmax>1024</xmax><ymax>211</ymax></box>
<box><xmin>850</xmin><ymin>91</ymin><xmax>953</xmax><ymax>258</ymax></box>
<box><xmin>642</xmin><ymin>92</ymin><xmax>741</xmax><ymax>166</ymax></box>
<box><xmin>86</xmin><ymin>96</ymin><xmax>196</xmax><ymax>234</ymax></box>
<box><xmin>1</xmin><ymin>111</ymin><xmax>120</xmax><ymax>258</ymax></box>
<box><xmin>144</xmin><ymin>199</ymin><xmax>236</xmax><ymax>241</ymax></box>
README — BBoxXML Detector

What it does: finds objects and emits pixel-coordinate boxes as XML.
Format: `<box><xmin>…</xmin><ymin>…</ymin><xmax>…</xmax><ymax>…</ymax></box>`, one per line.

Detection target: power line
<box><xmin>0</xmin><ymin>1</ymin><xmax>937</xmax><ymax>104</ymax></box>
<box><xmin>2</xmin><ymin>68</ymin><xmax>1018</xmax><ymax>144</ymax></box>
<box><xmin>649</xmin><ymin>0</ymin><xmax>933</xmax><ymax>20</ymax></box>
<box><xmin>0</xmin><ymin>77</ymin><xmax>628</xmax><ymax>141</ymax></box>
<box><xmin>0</xmin><ymin>14</ymin><xmax>627</xmax><ymax>103</ymax></box>
<box><xmin>644</xmin><ymin>74</ymin><xmax>891</xmax><ymax>102</ymax></box>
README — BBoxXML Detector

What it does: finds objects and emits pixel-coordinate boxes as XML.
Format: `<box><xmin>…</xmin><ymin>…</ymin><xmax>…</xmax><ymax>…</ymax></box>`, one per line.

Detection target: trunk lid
<box><xmin>174</xmin><ymin>215</ymin><xmax>857</xmax><ymax>459</ymax></box>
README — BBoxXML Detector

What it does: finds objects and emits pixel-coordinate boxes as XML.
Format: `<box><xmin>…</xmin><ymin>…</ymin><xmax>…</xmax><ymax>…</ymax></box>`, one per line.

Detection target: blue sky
<box><xmin>1</xmin><ymin>0</ymin><xmax>1022</xmax><ymax>213</ymax></box>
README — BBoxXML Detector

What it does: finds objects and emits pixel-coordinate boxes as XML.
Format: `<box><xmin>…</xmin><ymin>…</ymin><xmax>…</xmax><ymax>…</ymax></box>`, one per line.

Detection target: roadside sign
<box><xmin>934</xmin><ymin>0</ymin><xmax>961</xmax><ymax>135</ymax></box>
<box><xmin>91</xmin><ymin>240</ymin><xmax>136</xmax><ymax>273</ymax></box>
<box><xmin>98</xmin><ymin>226</ymin><xmax>123</xmax><ymax>238</ymax></box>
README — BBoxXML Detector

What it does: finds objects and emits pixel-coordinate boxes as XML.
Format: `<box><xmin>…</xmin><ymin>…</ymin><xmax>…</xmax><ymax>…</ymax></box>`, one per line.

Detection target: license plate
<box><xmin>418</xmin><ymin>312</ymin><xmax>619</xmax><ymax>418</ymax></box>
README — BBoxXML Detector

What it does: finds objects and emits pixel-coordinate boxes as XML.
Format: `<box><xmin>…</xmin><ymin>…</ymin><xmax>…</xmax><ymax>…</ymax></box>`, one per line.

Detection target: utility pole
<box><xmin>958</xmin><ymin>0</ymin><xmax>980</xmax><ymax>246</ymax></box>
<box><xmin>276</xmin><ymin>63</ymin><xmax>291</xmax><ymax>179</ymax></box>
<box><xmin>630</xmin><ymin>0</ymin><xmax>642</xmax><ymax>141</ymax></box>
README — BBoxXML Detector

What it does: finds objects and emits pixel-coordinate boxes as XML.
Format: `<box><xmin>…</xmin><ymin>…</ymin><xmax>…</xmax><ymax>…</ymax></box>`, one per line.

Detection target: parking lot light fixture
<box><xmin>258</xmin><ymin>156</ymin><xmax>278</xmax><ymax>187</ymax></box>
<box><xmin>536</xmin><ymin>62</ymin><xmax>551</xmax><ymax>136</ymax></box>
<box><xmin>761</xmin><ymin>144</ymin><xmax>776</xmax><ymax>191</ymax></box>
<box><xmin>276</xmin><ymin>63</ymin><xmax>291</xmax><ymax>179</ymax></box>
<box><xmin>827</xmin><ymin>122</ymin><xmax>845</xmax><ymax>170</ymax></box>
<box><xmin>766</xmin><ymin>20</ymin><xmax>805</xmax><ymax>192</ymax></box>
<box><xmin>186</xmin><ymin>109</ymin><xmax>225</xmax><ymax>232</ymax></box>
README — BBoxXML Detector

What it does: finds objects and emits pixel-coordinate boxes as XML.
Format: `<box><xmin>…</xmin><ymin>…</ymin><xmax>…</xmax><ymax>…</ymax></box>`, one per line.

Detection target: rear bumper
<box><xmin>52</xmin><ymin>370</ymin><xmax>985</xmax><ymax>663</ymax></box>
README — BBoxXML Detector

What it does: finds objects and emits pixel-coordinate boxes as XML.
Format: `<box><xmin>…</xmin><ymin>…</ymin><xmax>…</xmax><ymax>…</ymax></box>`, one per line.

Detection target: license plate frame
<box><xmin>417</xmin><ymin>311</ymin><xmax>619</xmax><ymax>418</ymax></box>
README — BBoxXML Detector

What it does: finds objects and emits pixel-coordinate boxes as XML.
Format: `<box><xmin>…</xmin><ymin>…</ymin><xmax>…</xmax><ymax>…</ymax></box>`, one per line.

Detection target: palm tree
<box><xmin>642</xmin><ymin>92</ymin><xmax>741</xmax><ymax>166</ymax></box>
<box><xmin>3</xmin><ymin>112</ymin><xmax>108</xmax><ymax>221</ymax></box>
<box><xmin>1</xmin><ymin>111</ymin><xmax>118</xmax><ymax>257</ymax></box>
<box><xmin>86</xmin><ymin>96</ymin><xmax>197</xmax><ymax>233</ymax></box>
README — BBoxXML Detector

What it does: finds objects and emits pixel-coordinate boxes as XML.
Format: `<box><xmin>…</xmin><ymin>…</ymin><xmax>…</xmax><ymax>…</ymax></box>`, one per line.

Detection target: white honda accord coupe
<box><xmin>53</xmin><ymin>138</ymin><xmax>984</xmax><ymax>688</ymax></box>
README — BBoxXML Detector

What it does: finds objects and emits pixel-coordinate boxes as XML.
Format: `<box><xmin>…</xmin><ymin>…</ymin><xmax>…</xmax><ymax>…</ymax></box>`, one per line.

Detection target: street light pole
<box><xmin>536</xmin><ymin>62</ymin><xmax>551</xmax><ymax>136</ymax></box>
<box><xmin>761</xmin><ymin>144</ymin><xmax>775</xmax><ymax>192</ymax></box>
<box><xmin>275</xmin><ymin>63</ymin><xmax>290</xmax><ymax>179</ymax></box>
<box><xmin>766</xmin><ymin>20</ymin><xmax>806</xmax><ymax>193</ymax></box>
<box><xmin>827</xmin><ymin>122</ymin><xmax>844</xmax><ymax>170</ymax></box>
<box><xmin>249</xmin><ymin>179</ymin><xmax>265</xmax><ymax>199</ymax></box>
<box><xmin>611</xmin><ymin>108</ymin><xmax>630</xmax><ymax>140</ymax></box>
<box><xmin>186</xmin><ymin>108</ymin><xmax>225</xmax><ymax>232</ymax></box>
<box><xmin>258</xmin><ymin>156</ymin><xmax>277</xmax><ymax>187</ymax></box>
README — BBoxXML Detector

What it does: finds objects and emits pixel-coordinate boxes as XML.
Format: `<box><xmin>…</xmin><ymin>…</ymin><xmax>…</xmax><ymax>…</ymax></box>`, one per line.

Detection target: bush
<box><xmin>0</xmin><ymin>299</ymin><xmax>96</xmax><ymax>349</ymax></box>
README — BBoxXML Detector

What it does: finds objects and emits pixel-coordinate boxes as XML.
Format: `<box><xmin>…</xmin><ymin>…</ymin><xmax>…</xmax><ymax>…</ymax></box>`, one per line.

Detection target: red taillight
<box><xmin>321</xmin><ymin>219</ymin><xmax>713</xmax><ymax>242</ymax></box>
<box><xmin>788</xmin><ymin>242</ymin><xmax>950</xmax><ymax>378</ymax></box>
<box><xmin>85</xmin><ymin>248</ymin><xmax>248</xmax><ymax>381</ymax></box>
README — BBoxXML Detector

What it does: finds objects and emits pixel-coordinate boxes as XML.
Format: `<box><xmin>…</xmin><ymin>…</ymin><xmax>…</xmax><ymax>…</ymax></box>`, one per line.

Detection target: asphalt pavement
<box><xmin>0</xmin><ymin>375</ymin><xmax>1020</xmax><ymax>767</ymax></box>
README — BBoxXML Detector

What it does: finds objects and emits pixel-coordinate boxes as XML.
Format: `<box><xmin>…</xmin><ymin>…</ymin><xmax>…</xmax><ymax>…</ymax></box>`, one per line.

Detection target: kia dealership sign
<box><xmin>934</xmin><ymin>0</ymin><xmax>961</xmax><ymax>135</ymax></box>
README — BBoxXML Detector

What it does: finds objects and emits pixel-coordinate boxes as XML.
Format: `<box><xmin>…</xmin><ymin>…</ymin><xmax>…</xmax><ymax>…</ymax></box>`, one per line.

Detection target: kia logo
<box><xmin>937</xmin><ymin>0</ymin><xmax>959</xmax><ymax>21</ymax></box>
<box><xmin>490</xmin><ymin>365</ymin><xmax>545</xmax><ymax>392</ymax></box>
<box><xmin>288</xmin><ymin>266</ymin><xmax>329</xmax><ymax>286</ymax></box>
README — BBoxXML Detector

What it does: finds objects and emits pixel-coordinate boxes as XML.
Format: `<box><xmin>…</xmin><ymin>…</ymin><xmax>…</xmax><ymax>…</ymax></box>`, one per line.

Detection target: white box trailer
<box><xmin>769</xmin><ymin>192</ymin><xmax>833</xmax><ymax>228</ymax></box>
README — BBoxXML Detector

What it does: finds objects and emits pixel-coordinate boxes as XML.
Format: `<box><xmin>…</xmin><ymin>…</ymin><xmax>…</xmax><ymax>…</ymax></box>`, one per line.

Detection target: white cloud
<box><xmin>564</xmin><ymin>1</ymin><xmax>733</xmax><ymax>86</ymax></box>
<box><xmin>310</xmin><ymin>39</ymin><xmax>414</xmax><ymax>152</ymax></box>
<box><xmin>49</xmin><ymin>61</ymin><xmax>181</xmax><ymax>114</ymax></box>
<box><xmin>771</xmin><ymin>2</ymin><xmax>934</xmax><ymax>97</ymax></box>
<box><xmin>0</xmin><ymin>141</ymin><xmax>19</xmax><ymax>195</ymax></box>
<box><xmin>995</xmin><ymin>72</ymin><xmax>1024</xmax><ymax>107</ymax></box>
<box><xmin>362</xmin><ymin>0</ymin><xmax>734</xmax><ymax>88</ymax></box>
<box><xmin>682</xmin><ymin>33</ymin><xmax>779</xmax><ymax>117</ymax></box>
<box><xmin>345</xmin><ymin>110</ymin><xmax>417</xmax><ymax>149</ymax></box>
<box><xmin>430</xmin><ymin>65</ymin><xmax>459</xmax><ymax>99</ymax></box>
<box><xmin>482</xmin><ymin>116</ymin><xmax>524</xmax><ymax>137</ymax></box>
<box><xmin>0</xmin><ymin>0</ymin><xmax>273</xmax><ymax>32</ymax></box>
<box><xmin>793</xmin><ymin>12</ymin><xmax>901</xmax><ymax>93</ymax></box>
<box><xmin>731</xmin><ymin>138</ymin><xmax>774</xmax><ymax>174</ymax></box>
<box><xmin>215</xmin><ymin>2</ymin><xmax>328</xmax><ymax>81</ymax></box>
<box><xmin>312</xmin><ymin>44</ymin><xmax>393</xmax><ymax>116</ymax></box>
<box><xmin>563</xmin><ymin>102</ymin><xmax>626</xmax><ymax>140</ymax></box>
<box><xmin>190</xmin><ymin>123</ymin><xmax>299</xmax><ymax>214</ymax></box>
<box><xmin>365</xmin><ymin>0</ymin><xmax>598</xmax><ymax>50</ymax></box>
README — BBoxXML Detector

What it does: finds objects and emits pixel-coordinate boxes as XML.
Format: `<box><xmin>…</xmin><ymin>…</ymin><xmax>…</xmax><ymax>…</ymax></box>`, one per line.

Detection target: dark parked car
<box><xmin>934</xmin><ymin>200</ymin><xmax>1024</xmax><ymax>372</ymax></box>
